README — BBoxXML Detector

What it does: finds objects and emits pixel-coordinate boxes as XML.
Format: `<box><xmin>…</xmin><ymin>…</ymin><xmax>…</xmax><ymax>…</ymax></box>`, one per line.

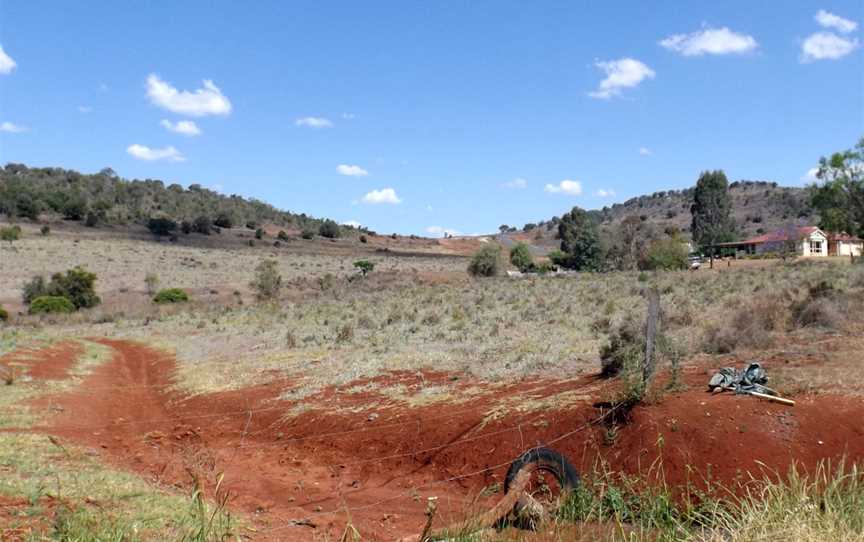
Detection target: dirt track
<box><xmin>13</xmin><ymin>340</ymin><xmax>864</xmax><ymax>540</ymax></box>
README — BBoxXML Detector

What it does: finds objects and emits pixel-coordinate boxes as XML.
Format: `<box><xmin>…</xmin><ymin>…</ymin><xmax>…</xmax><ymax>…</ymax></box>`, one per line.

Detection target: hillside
<box><xmin>515</xmin><ymin>180</ymin><xmax>817</xmax><ymax>245</ymax></box>
<box><xmin>0</xmin><ymin>163</ymin><xmax>339</xmax><ymax>234</ymax></box>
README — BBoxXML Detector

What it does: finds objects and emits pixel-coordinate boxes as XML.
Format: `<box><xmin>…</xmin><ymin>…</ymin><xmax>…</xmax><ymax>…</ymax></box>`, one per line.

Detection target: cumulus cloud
<box><xmin>815</xmin><ymin>10</ymin><xmax>858</xmax><ymax>33</ymax></box>
<box><xmin>361</xmin><ymin>188</ymin><xmax>401</xmax><ymax>204</ymax></box>
<box><xmin>801</xmin><ymin>32</ymin><xmax>859</xmax><ymax>62</ymax></box>
<box><xmin>595</xmin><ymin>189</ymin><xmax>616</xmax><ymax>197</ymax></box>
<box><xmin>295</xmin><ymin>116</ymin><xmax>333</xmax><ymax>128</ymax></box>
<box><xmin>160</xmin><ymin>119</ymin><xmax>202</xmax><ymax>136</ymax></box>
<box><xmin>0</xmin><ymin>45</ymin><xmax>16</xmax><ymax>75</ymax></box>
<box><xmin>544</xmin><ymin>180</ymin><xmax>583</xmax><ymax>196</ymax></box>
<box><xmin>146</xmin><ymin>74</ymin><xmax>231</xmax><ymax>117</ymax></box>
<box><xmin>336</xmin><ymin>164</ymin><xmax>369</xmax><ymax>177</ymax></box>
<box><xmin>126</xmin><ymin>144</ymin><xmax>185</xmax><ymax>162</ymax></box>
<box><xmin>503</xmin><ymin>177</ymin><xmax>527</xmax><ymax>189</ymax></box>
<box><xmin>639</xmin><ymin>147</ymin><xmax>653</xmax><ymax>156</ymax></box>
<box><xmin>341</xmin><ymin>220</ymin><xmax>362</xmax><ymax>228</ymax></box>
<box><xmin>0</xmin><ymin>121</ymin><xmax>27</xmax><ymax>133</ymax></box>
<box><xmin>659</xmin><ymin>27</ymin><xmax>758</xmax><ymax>56</ymax></box>
<box><xmin>425</xmin><ymin>226</ymin><xmax>460</xmax><ymax>237</ymax></box>
<box><xmin>588</xmin><ymin>58</ymin><xmax>655</xmax><ymax>99</ymax></box>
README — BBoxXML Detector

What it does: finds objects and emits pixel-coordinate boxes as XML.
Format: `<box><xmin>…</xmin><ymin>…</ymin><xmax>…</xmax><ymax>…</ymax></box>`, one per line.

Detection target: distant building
<box><xmin>709</xmin><ymin>226</ymin><xmax>861</xmax><ymax>257</ymax></box>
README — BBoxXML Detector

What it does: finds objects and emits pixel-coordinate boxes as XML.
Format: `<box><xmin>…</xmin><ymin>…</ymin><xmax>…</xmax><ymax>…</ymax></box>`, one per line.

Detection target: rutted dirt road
<box><xmin>8</xmin><ymin>339</ymin><xmax>864</xmax><ymax>540</ymax></box>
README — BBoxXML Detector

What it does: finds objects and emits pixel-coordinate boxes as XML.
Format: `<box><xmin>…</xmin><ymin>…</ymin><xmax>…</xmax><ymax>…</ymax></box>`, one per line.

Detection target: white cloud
<box><xmin>361</xmin><ymin>187</ymin><xmax>401</xmax><ymax>204</ymax></box>
<box><xmin>0</xmin><ymin>45</ymin><xmax>16</xmax><ymax>75</ymax></box>
<box><xmin>0</xmin><ymin>121</ymin><xmax>27</xmax><ymax>133</ymax></box>
<box><xmin>544</xmin><ymin>180</ymin><xmax>583</xmax><ymax>196</ymax></box>
<box><xmin>815</xmin><ymin>10</ymin><xmax>858</xmax><ymax>33</ymax></box>
<box><xmin>336</xmin><ymin>164</ymin><xmax>369</xmax><ymax>177</ymax></box>
<box><xmin>146</xmin><ymin>74</ymin><xmax>231</xmax><ymax>117</ymax></box>
<box><xmin>126</xmin><ymin>144</ymin><xmax>185</xmax><ymax>162</ymax></box>
<box><xmin>659</xmin><ymin>27</ymin><xmax>758</xmax><ymax>56</ymax></box>
<box><xmin>341</xmin><ymin>112</ymin><xmax>356</xmax><ymax>120</ymax></box>
<box><xmin>595</xmin><ymin>189</ymin><xmax>616</xmax><ymax>197</ymax></box>
<box><xmin>503</xmin><ymin>177</ymin><xmax>528</xmax><ymax>189</ymax></box>
<box><xmin>160</xmin><ymin>119</ymin><xmax>202</xmax><ymax>136</ymax></box>
<box><xmin>425</xmin><ymin>226</ymin><xmax>460</xmax><ymax>237</ymax></box>
<box><xmin>78</xmin><ymin>105</ymin><xmax>93</xmax><ymax>114</ymax></box>
<box><xmin>801</xmin><ymin>168</ymin><xmax>820</xmax><ymax>182</ymax></box>
<box><xmin>588</xmin><ymin>58</ymin><xmax>655</xmax><ymax>99</ymax></box>
<box><xmin>342</xmin><ymin>220</ymin><xmax>362</xmax><ymax>228</ymax></box>
<box><xmin>801</xmin><ymin>32</ymin><xmax>859</xmax><ymax>62</ymax></box>
<box><xmin>295</xmin><ymin>116</ymin><xmax>333</xmax><ymax>128</ymax></box>
<box><xmin>639</xmin><ymin>147</ymin><xmax>653</xmax><ymax>156</ymax></box>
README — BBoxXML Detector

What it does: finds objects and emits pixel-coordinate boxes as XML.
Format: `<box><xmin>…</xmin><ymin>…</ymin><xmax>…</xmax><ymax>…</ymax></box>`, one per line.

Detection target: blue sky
<box><xmin>1</xmin><ymin>1</ymin><xmax>862</xmax><ymax>236</ymax></box>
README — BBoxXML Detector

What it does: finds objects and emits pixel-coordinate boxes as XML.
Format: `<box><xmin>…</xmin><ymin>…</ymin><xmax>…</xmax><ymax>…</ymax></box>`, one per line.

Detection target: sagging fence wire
<box><xmin>255</xmin><ymin>401</ymin><xmax>623</xmax><ymax>535</ymax></box>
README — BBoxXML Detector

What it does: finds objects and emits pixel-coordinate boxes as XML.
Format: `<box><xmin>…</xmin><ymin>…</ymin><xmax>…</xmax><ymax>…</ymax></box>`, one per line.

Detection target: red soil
<box><xmin>12</xmin><ymin>340</ymin><xmax>864</xmax><ymax>541</ymax></box>
<box><xmin>1</xmin><ymin>340</ymin><xmax>82</xmax><ymax>380</ymax></box>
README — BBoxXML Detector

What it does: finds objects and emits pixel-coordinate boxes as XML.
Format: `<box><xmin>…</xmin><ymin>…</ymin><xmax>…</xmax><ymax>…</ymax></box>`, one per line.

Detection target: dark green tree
<box><xmin>557</xmin><ymin>207</ymin><xmax>602</xmax><ymax>271</ymax></box>
<box><xmin>690</xmin><ymin>170</ymin><xmax>736</xmax><ymax>267</ymax></box>
<box><xmin>509</xmin><ymin>242</ymin><xmax>534</xmax><ymax>272</ymax></box>
<box><xmin>318</xmin><ymin>220</ymin><xmax>340</xmax><ymax>239</ymax></box>
<box><xmin>809</xmin><ymin>137</ymin><xmax>864</xmax><ymax>237</ymax></box>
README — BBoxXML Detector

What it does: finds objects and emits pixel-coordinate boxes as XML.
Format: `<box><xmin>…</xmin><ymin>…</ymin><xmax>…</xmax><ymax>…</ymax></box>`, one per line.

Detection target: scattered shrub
<box><xmin>319</xmin><ymin>220</ymin><xmax>341</xmax><ymax>239</ymax></box>
<box><xmin>1</xmin><ymin>225</ymin><xmax>22</xmax><ymax>243</ymax></box>
<box><xmin>84</xmin><ymin>211</ymin><xmax>99</xmax><ymax>227</ymax></box>
<box><xmin>353</xmin><ymin>260</ymin><xmax>375</xmax><ymax>276</ymax></box>
<box><xmin>336</xmin><ymin>323</ymin><xmax>354</xmax><ymax>343</ymax></box>
<box><xmin>180</xmin><ymin>220</ymin><xmax>193</xmax><ymax>234</ymax></box>
<box><xmin>29</xmin><ymin>296</ymin><xmax>75</xmax><ymax>315</ymax></box>
<box><xmin>255</xmin><ymin>228</ymin><xmax>265</xmax><ymax>240</ymax></box>
<box><xmin>22</xmin><ymin>267</ymin><xmax>100</xmax><ymax>310</ymax></box>
<box><xmin>144</xmin><ymin>273</ymin><xmax>159</xmax><ymax>296</ymax></box>
<box><xmin>301</xmin><ymin>229</ymin><xmax>315</xmax><ymax>240</ymax></box>
<box><xmin>192</xmin><ymin>216</ymin><xmax>212</xmax><ymax>235</ymax></box>
<box><xmin>600</xmin><ymin>317</ymin><xmax>643</xmax><ymax>378</ymax></box>
<box><xmin>245</xmin><ymin>221</ymin><xmax>257</xmax><ymax>230</ymax></box>
<box><xmin>509</xmin><ymin>242</ymin><xmax>534</xmax><ymax>272</ymax></box>
<box><xmin>277</xmin><ymin>230</ymin><xmax>290</xmax><ymax>241</ymax></box>
<box><xmin>153</xmin><ymin>288</ymin><xmax>190</xmax><ymax>304</ymax></box>
<box><xmin>639</xmin><ymin>238</ymin><xmax>688</xmax><ymax>271</ymax></box>
<box><xmin>468</xmin><ymin>245</ymin><xmax>503</xmax><ymax>277</ymax></box>
<box><xmin>0</xmin><ymin>305</ymin><xmax>8</xmax><ymax>322</ymax></box>
<box><xmin>147</xmin><ymin>217</ymin><xmax>177</xmax><ymax>236</ymax></box>
<box><xmin>250</xmin><ymin>260</ymin><xmax>282</xmax><ymax>300</ymax></box>
<box><xmin>359</xmin><ymin>235</ymin><xmax>368</xmax><ymax>244</ymax></box>
<box><xmin>40</xmin><ymin>225</ymin><xmax>51</xmax><ymax>236</ymax></box>
<box><xmin>214</xmin><ymin>214</ymin><xmax>233</xmax><ymax>228</ymax></box>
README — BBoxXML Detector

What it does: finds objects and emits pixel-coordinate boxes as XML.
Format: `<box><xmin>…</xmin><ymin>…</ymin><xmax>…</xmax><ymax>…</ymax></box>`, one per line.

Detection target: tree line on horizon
<box><xmin>0</xmin><ymin>163</ymin><xmax>340</xmax><ymax>235</ymax></box>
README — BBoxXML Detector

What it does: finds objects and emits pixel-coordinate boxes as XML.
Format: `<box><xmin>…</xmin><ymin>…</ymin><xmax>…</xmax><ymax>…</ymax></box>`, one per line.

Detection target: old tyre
<box><xmin>504</xmin><ymin>447</ymin><xmax>579</xmax><ymax>523</ymax></box>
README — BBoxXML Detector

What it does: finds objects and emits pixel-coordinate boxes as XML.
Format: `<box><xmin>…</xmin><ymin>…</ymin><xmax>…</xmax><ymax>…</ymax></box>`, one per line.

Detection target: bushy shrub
<box><xmin>0</xmin><ymin>305</ymin><xmax>8</xmax><ymax>322</ymax></box>
<box><xmin>40</xmin><ymin>225</ymin><xmax>50</xmax><ymax>236</ymax></box>
<box><xmin>147</xmin><ymin>217</ymin><xmax>177</xmax><ymax>236</ymax></box>
<box><xmin>250</xmin><ymin>260</ymin><xmax>282</xmax><ymax>300</ymax></box>
<box><xmin>319</xmin><ymin>220</ymin><xmax>341</xmax><ymax>239</ymax></box>
<box><xmin>22</xmin><ymin>267</ymin><xmax>100</xmax><ymax>310</ymax></box>
<box><xmin>29</xmin><ymin>296</ymin><xmax>75</xmax><ymax>315</ymax></box>
<box><xmin>153</xmin><ymin>288</ymin><xmax>190</xmax><ymax>304</ymax></box>
<box><xmin>1</xmin><ymin>225</ymin><xmax>22</xmax><ymax>243</ymax></box>
<box><xmin>547</xmin><ymin>249</ymin><xmax>569</xmax><ymax>268</ymax></box>
<box><xmin>702</xmin><ymin>297</ymin><xmax>787</xmax><ymax>354</ymax></box>
<box><xmin>600</xmin><ymin>317</ymin><xmax>643</xmax><ymax>378</ymax></box>
<box><xmin>85</xmin><ymin>212</ymin><xmax>99</xmax><ymax>227</ymax></box>
<box><xmin>214</xmin><ymin>214</ymin><xmax>233</xmax><ymax>228</ymax></box>
<box><xmin>277</xmin><ymin>230</ymin><xmax>290</xmax><ymax>241</ymax></box>
<box><xmin>301</xmin><ymin>229</ymin><xmax>315</xmax><ymax>240</ymax></box>
<box><xmin>359</xmin><ymin>234</ymin><xmax>368</xmax><ymax>244</ymax></box>
<box><xmin>192</xmin><ymin>216</ymin><xmax>212</xmax><ymax>235</ymax></box>
<box><xmin>509</xmin><ymin>242</ymin><xmax>534</xmax><ymax>272</ymax></box>
<box><xmin>353</xmin><ymin>260</ymin><xmax>375</xmax><ymax>276</ymax></box>
<box><xmin>791</xmin><ymin>282</ymin><xmax>845</xmax><ymax>329</ymax></box>
<box><xmin>639</xmin><ymin>238</ymin><xmax>688</xmax><ymax>271</ymax></box>
<box><xmin>255</xmin><ymin>228</ymin><xmax>265</xmax><ymax>240</ymax></box>
<box><xmin>468</xmin><ymin>245</ymin><xmax>503</xmax><ymax>277</ymax></box>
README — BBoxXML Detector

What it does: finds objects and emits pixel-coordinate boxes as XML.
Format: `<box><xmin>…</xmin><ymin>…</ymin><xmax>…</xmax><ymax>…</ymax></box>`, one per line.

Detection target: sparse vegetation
<box><xmin>1</xmin><ymin>225</ymin><xmax>21</xmax><ymax>244</ymax></box>
<box><xmin>250</xmin><ymin>259</ymin><xmax>282</xmax><ymax>300</ymax></box>
<box><xmin>22</xmin><ymin>267</ymin><xmax>101</xmax><ymax>311</ymax></box>
<box><xmin>353</xmin><ymin>259</ymin><xmax>375</xmax><ymax>276</ymax></box>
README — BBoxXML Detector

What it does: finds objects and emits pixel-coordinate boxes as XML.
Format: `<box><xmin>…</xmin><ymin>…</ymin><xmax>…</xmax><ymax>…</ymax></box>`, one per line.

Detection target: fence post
<box><xmin>643</xmin><ymin>289</ymin><xmax>661</xmax><ymax>389</ymax></box>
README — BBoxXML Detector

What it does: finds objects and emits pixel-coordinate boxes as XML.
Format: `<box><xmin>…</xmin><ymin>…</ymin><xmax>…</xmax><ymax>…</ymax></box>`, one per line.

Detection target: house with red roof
<box><xmin>710</xmin><ymin>226</ymin><xmax>862</xmax><ymax>257</ymax></box>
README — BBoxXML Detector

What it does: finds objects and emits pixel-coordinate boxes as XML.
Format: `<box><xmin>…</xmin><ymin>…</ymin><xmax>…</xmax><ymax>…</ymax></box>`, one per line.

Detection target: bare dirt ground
<box><xmin>10</xmin><ymin>337</ymin><xmax>863</xmax><ymax>541</ymax></box>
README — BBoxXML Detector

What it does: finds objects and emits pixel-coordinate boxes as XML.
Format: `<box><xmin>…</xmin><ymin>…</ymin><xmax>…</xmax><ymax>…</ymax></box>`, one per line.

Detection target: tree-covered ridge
<box><xmin>0</xmin><ymin>163</ymin><xmax>333</xmax><ymax>231</ymax></box>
